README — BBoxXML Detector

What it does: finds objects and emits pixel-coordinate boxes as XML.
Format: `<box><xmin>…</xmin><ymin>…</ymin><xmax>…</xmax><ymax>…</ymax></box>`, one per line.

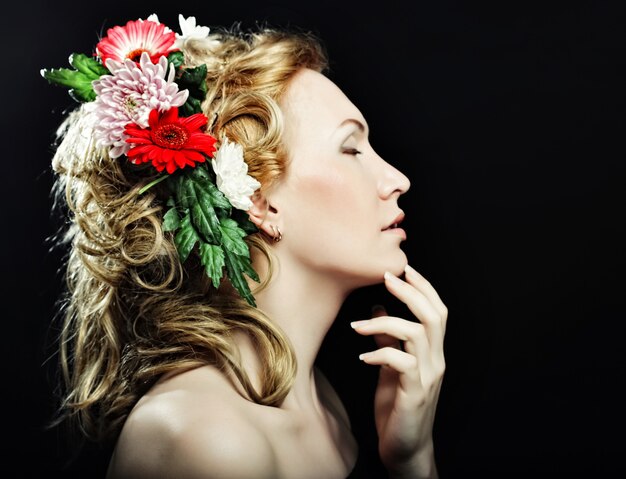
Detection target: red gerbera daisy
<box><xmin>125</xmin><ymin>107</ymin><xmax>217</xmax><ymax>174</ymax></box>
<box><xmin>96</xmin><ymin>17</ymin><xmax>178</xmax><ymax>66</ymax></box>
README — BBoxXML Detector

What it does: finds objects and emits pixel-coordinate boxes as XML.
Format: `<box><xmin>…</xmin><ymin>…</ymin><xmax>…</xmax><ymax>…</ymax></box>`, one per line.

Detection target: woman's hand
<box><xmin>351</xmin><ymin>264</ymin><xmax>447</xmax><ymax>479</ymax></box>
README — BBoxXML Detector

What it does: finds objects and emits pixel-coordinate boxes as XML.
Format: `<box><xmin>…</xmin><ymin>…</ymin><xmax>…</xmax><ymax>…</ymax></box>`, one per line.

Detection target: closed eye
<box><xmin>342</xmin><ymin>148</ymin><xmax>362</xmax><ymax>156</ymax></box>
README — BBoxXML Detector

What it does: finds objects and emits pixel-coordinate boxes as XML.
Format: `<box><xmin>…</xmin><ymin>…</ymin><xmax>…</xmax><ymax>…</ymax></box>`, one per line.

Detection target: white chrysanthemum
<box><xmin>175</xmin><ymin>14</ymin><xmax>211</xmax><ymax>48</ymax></box>
<box><xmin>211</xmin><ymin>137</ymin><xmax>261</xmax><ymax>210</ymax></box>
<box><xmin>90</xmin><ymin>51</ymin><xmax>189</xmax><ymax>158</ymax></box>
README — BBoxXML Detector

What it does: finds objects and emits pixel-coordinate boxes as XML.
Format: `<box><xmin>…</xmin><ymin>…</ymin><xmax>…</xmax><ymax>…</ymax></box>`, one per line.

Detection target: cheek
<box><xmin>293</xmin><ymin>169</ymin><xmax>370</xmax><ymax>227</ymax></box>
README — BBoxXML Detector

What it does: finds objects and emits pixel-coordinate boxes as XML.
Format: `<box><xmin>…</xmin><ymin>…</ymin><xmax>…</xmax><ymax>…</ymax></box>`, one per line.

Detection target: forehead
<box><xmin>280</xmin><ymin>69</ymin><xmax>365</xmax><ymax>137</ymax></box>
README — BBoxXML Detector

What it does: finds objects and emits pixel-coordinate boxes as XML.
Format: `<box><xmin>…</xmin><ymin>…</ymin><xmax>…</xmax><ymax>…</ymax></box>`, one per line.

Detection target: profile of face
<box><xmin>266</xmin><ymin>68</ymin><xmax>411</xmax><ymax>289</ymax></box>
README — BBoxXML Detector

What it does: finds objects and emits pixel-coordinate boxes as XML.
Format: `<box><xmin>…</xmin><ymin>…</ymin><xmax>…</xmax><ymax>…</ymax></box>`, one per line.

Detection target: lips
<box><xmin>382</xmin><ymin>211</ymin><xmax>405</xmax><ymax>231</ymax></box>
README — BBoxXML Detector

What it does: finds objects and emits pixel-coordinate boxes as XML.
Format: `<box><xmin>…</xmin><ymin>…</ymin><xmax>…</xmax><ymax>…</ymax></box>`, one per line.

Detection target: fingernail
<box><xmin>404</xmin><ymin>264</ymin><xmax>423</xmax><ymax>278</ymax></box>
<box><xmin>359</xmin><ymin>352</ymin><xmax>374</xmax><ymax>361</ymax></box>
<box><xmin>351</xmin><ymin>320</ymin><xmax>370</xmax><ymax>328</ymax></box>
<box><xmin>384</xmin><ymin>271</ymin><xmax>401</xmax><ymax>283</ymax></box>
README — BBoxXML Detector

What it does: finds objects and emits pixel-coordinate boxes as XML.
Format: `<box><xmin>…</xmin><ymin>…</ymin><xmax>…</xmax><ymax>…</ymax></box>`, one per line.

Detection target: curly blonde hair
<box><xmin>47</xmin><ymin>24</ymin><xmax>328</xmax><ymax>445</ymax></box>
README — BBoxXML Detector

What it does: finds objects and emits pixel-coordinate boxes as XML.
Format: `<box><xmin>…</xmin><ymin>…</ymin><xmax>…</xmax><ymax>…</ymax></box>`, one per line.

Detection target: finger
<box><xmin>353</xmin><ymin>307</ymin><xmax>401</xmax><ymax>350</ymax></box>
<box><xmin>383</xmin><ymin>272</ymin><xmax>445</xmax><ymax>357</ymax></box>
<box><xmin>404</xmin><ymin>266</ymin><xmax>448</xmax><ymax>356</ymax></box>
<box><xmin>404</xmin><ymin>265</ymin><xmax>448</xmax><ymax>320</ymax></box>
<box><xmin>384</xmin><ymin>271</ymin><xmax>443</xmax><ymax>327</ymax></box>
<box><xmin>359</xmin><ymin>346</ymin><xmax>421</xmax><ymax>394</ymax></box>
<box><xmin>369</xmin><ymin>305</ymin><xmax>401</xmax><ymax>348</ymax></box>
<box><xmin>352</xmin><ymin>316</ymin><xmax>431</xmax><ymax>366</ymax></box>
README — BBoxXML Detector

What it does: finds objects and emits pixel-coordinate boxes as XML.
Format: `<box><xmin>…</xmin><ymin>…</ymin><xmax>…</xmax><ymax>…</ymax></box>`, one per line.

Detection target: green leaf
<box><xmin>218</xmin><ymin>218</ymin><xmax>249</xmax><ymax>257</ymax></box>
<box><xmin>178</xmin><ymin>64</ymin><xmax>208</xmax><ymax>96</ymax></box>
<box><xmin>204</xmin><ymin>180</ymin><xmax>232</xmax><ymax>212</ymax></box>
<box><xmin>174</xmin><ymin>213</ymin><xmax>199</xmax><ymax>263</ymax></box>
<box><xmin>167</xmin><ymin>51</ymin><xmax>185</xmax><ymax>70</ymax></box>
<box><xmin>41</xmin><ymin>53</ymin><xmax>108</xmax><ymax>102</ymax></box>
<box><xmin>238</xmin><ymin>253</ymin><xmax>260</xmax><ymax>283</ymax></box>
<box><xmin>41</xmin><ymin>67</ymin><xmax>97</xmax><ymax>102</ymax></box>
<box><xmin>179</xmin><ymin>97</ymin><xmax>203</xmax><ymax>116</ymax></box>
<box><xmin>231</xmin><ymin>208</ymin><xmax>259</xmax><ymax>235</ymax></box>
<box><xmin>163</xmin><ymin>166</ymin><xmax>260</xmax><ymax>305</ymax></box>
<box><xmin>188</xmin><ymin>178</ymin><xmax>221</xmax><ymax>244</ymax></box>
<box><xmin>162</xmin><ymin>207</ymin><xmax>181</xmax><ymax>231</ymax></box>
<box><xmin>223</xmin><ymin>248</ymin><xmax>257</xmax><ymax>307</ymax></box>
<box><xmin>199</xmin><ymin>243</ymin><xmax>225</xmax><ymax>289</ymax></box>
<box><xmin>189</xmin><ymin>166</ymin><xmax>232</xmax><ymax>215</ymax></box>
<box><xmin>69</xmin><ymin>53</ymin><xmax>108</xmax><ymax>78</ymax></box>
<box><xmin>177</xmin><ymin>64</ymin><xmax>208</xmax><ymax>115</ymax></box>
<box><xmin>171</xmin><ymin>174</ymin><xmax>189</xmax><ymax>209</ymax></box>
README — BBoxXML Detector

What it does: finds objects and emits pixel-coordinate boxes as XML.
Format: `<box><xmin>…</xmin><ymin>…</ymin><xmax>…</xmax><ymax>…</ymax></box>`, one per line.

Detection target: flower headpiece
<box><xmin>42</xmin><ymin>14</ymin><xmax>262</xmax><ymax>306</ymax></box>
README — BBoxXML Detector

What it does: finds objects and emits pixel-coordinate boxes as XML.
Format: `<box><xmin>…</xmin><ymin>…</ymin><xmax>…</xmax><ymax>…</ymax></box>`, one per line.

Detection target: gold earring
<box><xmin>270</xmin><ymin>225</ymin><xmax>282</xmax><ymax>242</ymax></box>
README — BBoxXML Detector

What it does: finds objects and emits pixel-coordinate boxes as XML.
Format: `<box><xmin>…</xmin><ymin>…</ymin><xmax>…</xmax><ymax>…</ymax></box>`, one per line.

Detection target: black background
<box><xmin>3</xmin><ymin>0</ymin><xmax>624</xmax><ymax>477</ymax></box>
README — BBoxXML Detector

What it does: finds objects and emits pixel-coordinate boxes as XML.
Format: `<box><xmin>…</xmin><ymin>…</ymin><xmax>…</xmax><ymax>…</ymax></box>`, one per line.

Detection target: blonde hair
<box><xmin>47</xmin><ymin>24</ymin><xmax>328</xmax><ymax>444</ymax></box>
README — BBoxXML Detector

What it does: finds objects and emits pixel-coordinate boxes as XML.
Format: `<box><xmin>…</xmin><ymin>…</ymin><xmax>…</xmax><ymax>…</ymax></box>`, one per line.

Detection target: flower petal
<box><xmin>161</xmin><ymin>107</ymin><xmax>179</xmax><ymax>124</ymax></box>
<box><xmin>180</xmin><ymin>113</ymin><xmax>208</xmax><ymax>131</ymax></box>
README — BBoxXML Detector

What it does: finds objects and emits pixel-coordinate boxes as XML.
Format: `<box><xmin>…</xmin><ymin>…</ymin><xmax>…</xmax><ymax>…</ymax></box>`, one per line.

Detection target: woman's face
<box><xmin>272</xmin><ymin>68</ymin><xmax>411</xmax><ymax>287</ymax></box>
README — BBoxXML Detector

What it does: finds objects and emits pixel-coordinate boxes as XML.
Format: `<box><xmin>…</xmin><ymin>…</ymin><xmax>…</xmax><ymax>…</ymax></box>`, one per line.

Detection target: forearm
<box><xmin>386</xmin><ymin>441</ymin><xmax>438</xmax><ymax>479</ymax></box>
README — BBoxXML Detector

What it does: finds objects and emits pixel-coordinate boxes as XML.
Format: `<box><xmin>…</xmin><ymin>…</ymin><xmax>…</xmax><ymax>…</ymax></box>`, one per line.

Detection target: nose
<box><xmin>376</xmin><ymin>155</ymin><xmax>411</xmax><ymax>199</ymax></box>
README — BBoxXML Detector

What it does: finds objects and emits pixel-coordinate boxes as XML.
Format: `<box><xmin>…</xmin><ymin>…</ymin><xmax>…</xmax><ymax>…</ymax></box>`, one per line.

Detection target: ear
<box><xmin>247</xmin><ymin>191</ymin><xmax>280</xmax><ymax>238</ymax></box>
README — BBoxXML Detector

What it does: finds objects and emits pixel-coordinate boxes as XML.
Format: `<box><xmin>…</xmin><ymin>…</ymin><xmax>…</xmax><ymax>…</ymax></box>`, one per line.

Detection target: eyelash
<box><xmin>343</xmin><ymin>148</ymin><xmax>362</xmax><ymax>156</ymax></box>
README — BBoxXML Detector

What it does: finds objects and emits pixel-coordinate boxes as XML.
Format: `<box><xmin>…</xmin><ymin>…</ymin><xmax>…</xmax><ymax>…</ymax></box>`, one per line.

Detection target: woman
<box><xmin>42</xmin><ymin>13</ymin><xmax>447</xmax><ymax>479</ymax></box>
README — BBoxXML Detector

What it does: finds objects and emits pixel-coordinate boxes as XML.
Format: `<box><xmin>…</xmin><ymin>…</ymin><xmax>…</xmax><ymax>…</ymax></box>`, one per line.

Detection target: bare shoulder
<box><xmin>106</xmin><ymin>366</ymin><xmax>277</xmax><ymax>479</ymax></box>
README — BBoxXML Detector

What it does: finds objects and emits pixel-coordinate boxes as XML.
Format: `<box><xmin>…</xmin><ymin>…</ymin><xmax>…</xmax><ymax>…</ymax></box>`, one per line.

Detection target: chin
<box><xmin>369</xmin><ymin>252</ymin><xmax>408</xmax><ymax>284</ymax></box>
<box><xmin>387</xmin><ymin>254</ymin><xmax>408</xmax><ymax>277</ymax></box>
<box><xmin>339</xmin><ymin>252</ymin><xmax>409</xmax><ymax>289</ymax></box>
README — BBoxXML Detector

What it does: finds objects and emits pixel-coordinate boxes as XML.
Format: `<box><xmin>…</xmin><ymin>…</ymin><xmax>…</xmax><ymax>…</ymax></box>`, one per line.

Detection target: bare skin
<box><xmin>106</xmin><ymin>69</ymin><xmax>446</xmax><ymax>479</ymax></box>
<box><xmin>107</xmin><ymin>364</ymin><xmax>357</xmax><ymax>479</ymax></box>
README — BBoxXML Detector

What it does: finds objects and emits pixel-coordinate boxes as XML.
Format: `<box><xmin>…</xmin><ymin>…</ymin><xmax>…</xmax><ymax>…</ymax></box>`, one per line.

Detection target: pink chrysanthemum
<box><xmin>89</xmin><ymin>52</ymin><xmax>189</xmax><ymax>159</ymax></box>
<box><xmin>96</xmin><ymin>17</ymin><xmax>177</xmax><ymax>66</ymax></box>
<box><xmin>125</xmin><ymin>107</ymin><xmax>217</xmax><ymax>174</ymax></box>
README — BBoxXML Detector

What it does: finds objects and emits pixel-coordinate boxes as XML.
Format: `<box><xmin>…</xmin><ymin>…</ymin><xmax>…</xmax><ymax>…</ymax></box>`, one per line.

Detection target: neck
<box><xmin>241</xmin><ymin>248</ymin><xmax>351</xmax><ymax>412</ymax></box>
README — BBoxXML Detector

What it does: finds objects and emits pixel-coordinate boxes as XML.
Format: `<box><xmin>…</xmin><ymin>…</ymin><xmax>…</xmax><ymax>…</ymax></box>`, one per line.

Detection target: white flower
<box><xmin>144</xmin><ymin>14</ymin><xmax>174</xmax><ymax>33</ymax></box>
<box><xmin>211</xmin><ymin>137</ymin><xmax>261</xmax><ymax>211</ymax></box>
<box><xmin>175</xmin><ymin>14</ymin><xmax>211</xmax><ymax>49</ymax></box>
<box><xmin>90</xmin><ymin>52</ymin><xmax>188</xmax><ymax>158</ymax></box>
